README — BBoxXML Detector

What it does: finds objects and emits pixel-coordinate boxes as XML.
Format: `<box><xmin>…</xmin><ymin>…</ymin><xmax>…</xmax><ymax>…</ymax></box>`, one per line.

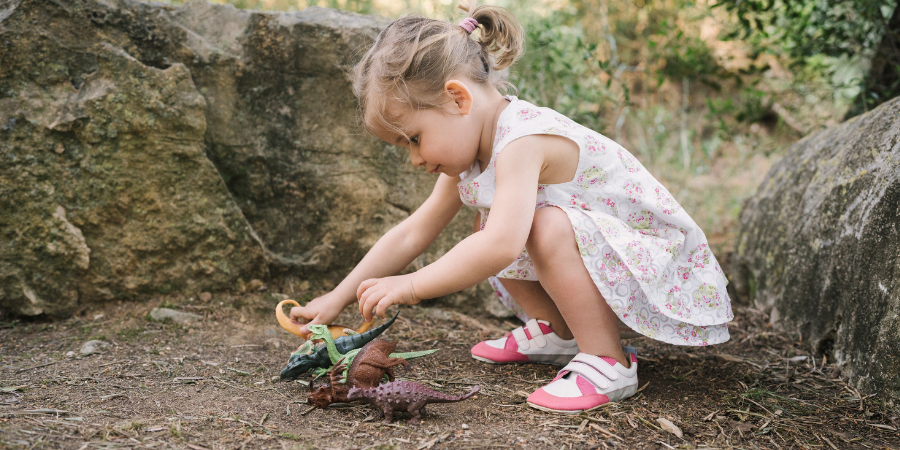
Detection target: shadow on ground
<box><xmin>1</xmin><ymin>293</ymin><xmax>898</xmax><ymax>449</ymax></box>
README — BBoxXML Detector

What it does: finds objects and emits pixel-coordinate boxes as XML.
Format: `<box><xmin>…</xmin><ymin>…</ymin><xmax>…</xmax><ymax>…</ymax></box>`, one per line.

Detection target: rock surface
<box><xmin>149</xmin><ymin>307</ymin><xmax>202</xmax><ymax>325</ymax></box>
<box><xmin>0</xmin><ymin>0</ymin><xmax>487</xmax><ymax>317</ymax></box>
<box><xmin>735</xmin><ymin>97</ymin><xmax>900</xmax><ymax>402</ymax></box>
<box><xmin>80</xmin><ymin>340</ymin><xmax>110</xmax><ymax>355</ymax></box>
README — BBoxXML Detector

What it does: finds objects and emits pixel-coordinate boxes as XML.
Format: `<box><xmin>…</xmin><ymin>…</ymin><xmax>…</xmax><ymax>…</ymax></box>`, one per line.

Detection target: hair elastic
<box><xmin>459</xmin><ymin>17</ymin><xmax>478</xmax><ymax>34</ymax></box>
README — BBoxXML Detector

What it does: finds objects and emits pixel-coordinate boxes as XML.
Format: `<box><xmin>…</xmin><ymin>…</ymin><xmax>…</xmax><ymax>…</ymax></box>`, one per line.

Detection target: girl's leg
<box><xmin>497</xmin><ymin>279</ymin><xmax>573</xmax><ymax>340</ymax></box>
<box><xmin>474</xmin><ymin>211</ymin><xmax>574</xmax><ymax>340</ymax></box>
<box><xmin>525</xmin><ymin>207</ymin><xmax>628</xmax><ymax>367</ymax></box>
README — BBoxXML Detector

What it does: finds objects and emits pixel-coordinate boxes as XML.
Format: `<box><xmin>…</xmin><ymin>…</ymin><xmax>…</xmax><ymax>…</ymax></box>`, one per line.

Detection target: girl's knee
<box><xmin>527</xmin><ymin>207</ymin><xmax>573</xmax><ymax>254</ymax></box>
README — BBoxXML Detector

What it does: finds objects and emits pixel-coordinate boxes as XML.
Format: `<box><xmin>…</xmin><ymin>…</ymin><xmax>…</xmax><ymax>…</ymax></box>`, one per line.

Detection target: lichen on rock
<box><xmin>0</xmin><ymin>8</ymin><xmax>266</xmax><ymax>317</ymax></box>
<box><xmin>0</xmin><ymin>0</ymin><xmax>489</xmax><ymax>318</ymax></box>
<box><xmin>735</xmin><ymin>97</ymin><xmax>900</xmax><ymax>404</ymax></box>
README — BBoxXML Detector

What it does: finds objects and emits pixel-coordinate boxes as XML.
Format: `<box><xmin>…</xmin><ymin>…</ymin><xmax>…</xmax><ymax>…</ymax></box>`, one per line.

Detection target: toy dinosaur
<box><xmin>307</xmin><ymin>363</ymin><xmax>350</xmax><ymax>409</ymax></box>
<box><xmin>348</xmin><ymin>340</ymin><xmax>410</xmax><ymax>387</ymax></box>
<box><xmin>280</xmin><ymin>311</ymin><xmax>399</xmax><ymax>380</ymax></box>
<box><xmin>275</xmin><ymin>299</ymin><xmax>373</xmax><ymax>340</ymax></box>
<box><xmin>347</xmin><ymin>381</ymin><xmax>481</xmax><ymax>424</ymax></box>
<box><xmin>307</xmin><ymin>339</ymin><xmax>411</xmax><ymax>409</ymax></box>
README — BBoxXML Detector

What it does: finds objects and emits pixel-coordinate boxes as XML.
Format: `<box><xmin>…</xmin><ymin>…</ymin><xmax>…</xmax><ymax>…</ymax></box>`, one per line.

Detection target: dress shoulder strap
<box><xmin>492</xmin><ymin>97</ymin><xmax>585</xmax><ymax>157</ymax></box>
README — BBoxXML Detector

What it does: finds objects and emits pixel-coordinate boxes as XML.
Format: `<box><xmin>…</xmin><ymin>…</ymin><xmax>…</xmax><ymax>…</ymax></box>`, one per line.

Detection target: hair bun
<box><xmin>457</xmin><ymin>1</ymin><xmax>523</xmax><ymax>71</ymax></box>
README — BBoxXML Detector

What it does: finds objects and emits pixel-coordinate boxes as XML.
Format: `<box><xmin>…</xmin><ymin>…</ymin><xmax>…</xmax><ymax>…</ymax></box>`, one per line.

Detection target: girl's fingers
<box><xmin>357</xmin><ymin>278</ymin><xmax>378</xmax><ymax>300</ymax></box>
<box><xmin>375</xmin><ymin>296</ymin><xmax>393</xmax><ymax>319</ymax></box>
<box><xmin>361</xmin><ymin>288</ymin><xmax>386</xmax><ymax>322</ymax></box>
<box><xmin>298</xmin><ymin>314</ymin><xmax>322</xmax><ymax>336</ymax></box>
<box><xmin>358</xmin><ymin>284</ymin><xmax>379</xmax><ymax>318</ymax></box>
<box><xmin>357</xmin><ymin>279</ymin><xmax>379</xmax><ymax>318</ymax></box>
<box><xmin>289</xmin><ymin>306</ymin><xmax>310</xmax><ymax>322</ymax></box>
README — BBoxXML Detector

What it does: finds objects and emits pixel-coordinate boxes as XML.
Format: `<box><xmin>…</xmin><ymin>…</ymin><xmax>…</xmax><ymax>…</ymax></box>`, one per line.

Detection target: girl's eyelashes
<box><xmin>409</xmin><ymin>135</ymin><xmax>420</xmax><ymax>145</ymax></box>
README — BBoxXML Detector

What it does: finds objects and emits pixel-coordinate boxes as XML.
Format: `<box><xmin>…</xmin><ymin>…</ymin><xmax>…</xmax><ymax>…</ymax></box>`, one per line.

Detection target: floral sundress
<box><xmin>457</xmin><ymin>97</ymin><xmax>732</xmax><ymax>346</ymax></box>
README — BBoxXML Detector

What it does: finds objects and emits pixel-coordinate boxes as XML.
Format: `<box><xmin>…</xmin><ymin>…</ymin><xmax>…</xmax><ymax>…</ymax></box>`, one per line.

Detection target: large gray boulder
<box><xmin>735</xmin><ymin>97</ymin><xmax>900</xmax><ymax>402</ymax></box>
<box><xmin>0</xmin><ymin>0</ymin><xmax>485</xmax><ymax>317</ymax></box>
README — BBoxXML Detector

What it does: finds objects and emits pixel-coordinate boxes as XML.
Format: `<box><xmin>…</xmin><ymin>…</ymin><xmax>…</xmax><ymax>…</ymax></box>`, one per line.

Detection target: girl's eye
<box><xmin>409</xmin><ymin>135</ymin><xmax>420</xmax><ymax>145</ymax></box>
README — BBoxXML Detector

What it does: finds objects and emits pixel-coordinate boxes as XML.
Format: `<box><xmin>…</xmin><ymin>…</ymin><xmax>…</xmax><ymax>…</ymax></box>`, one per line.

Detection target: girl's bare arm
<box><xmin>358</xmin><ymin>137</ymin><xmax>545</xmax><ymax>320</ymax></box>
<box><xmin>291</xmin><ymin>173</ymin><xmax>463</xmax><ymax>332</ymax></box>
<box><xmin>331</xmin><ymin>173</ymin><xmax>464</xmax><ymax>305</ymax></box>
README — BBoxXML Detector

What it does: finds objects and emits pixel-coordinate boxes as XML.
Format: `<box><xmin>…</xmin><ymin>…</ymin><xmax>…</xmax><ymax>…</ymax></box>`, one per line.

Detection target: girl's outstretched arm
<box><xmin>358</xmin><ymin>138</ymin><xmax>544</xmax><ymax>320</ymax></box>
<box><xmin>289</xmin><ymin>174</ymin><xmax>463</xmax><ymax>334</ymax></box>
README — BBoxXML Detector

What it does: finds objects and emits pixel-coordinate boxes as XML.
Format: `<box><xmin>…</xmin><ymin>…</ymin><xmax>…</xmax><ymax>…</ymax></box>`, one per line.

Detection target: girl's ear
<box><xmin>444</xmin><ymin>80</ymin><xmax>473</xmax><ymax>116</ymax></box>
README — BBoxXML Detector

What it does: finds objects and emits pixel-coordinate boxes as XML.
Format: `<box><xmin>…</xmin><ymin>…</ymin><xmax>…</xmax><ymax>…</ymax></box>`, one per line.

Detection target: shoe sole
<box><xmin>526</xmin><ymin>401</ymin><xmax>610</xmax><ymax>415</ymax></box>
<box><xmin>471</xmin><ymin>354</ymin><xmax>574</xmax><ymax>366</ymax></box>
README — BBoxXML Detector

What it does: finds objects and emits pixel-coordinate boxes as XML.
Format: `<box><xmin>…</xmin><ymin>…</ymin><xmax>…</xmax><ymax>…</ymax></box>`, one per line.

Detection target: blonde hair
<box><xmin>352</xmin><ymin>1</ymin><xmax>524</xmax><ymax>138</ymax></box>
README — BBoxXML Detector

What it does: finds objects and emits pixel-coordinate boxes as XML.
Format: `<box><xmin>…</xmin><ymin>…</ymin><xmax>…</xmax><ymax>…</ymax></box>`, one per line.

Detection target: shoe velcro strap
<box><xmin>511</xmin><ymin>327</ymin><xmax>530</xmax><ymax>352</ymax></box>
<box><xmin>558</xmin><ymin>362</ymin><xmax>611</xmax><ymax>390</ymax></box>
<box><xmin>560</xmin><ymin>354</ymin><xmax>620</xmax><ymax>389</ymax></box>
<box><xmin>525</xmin><ymin>319</ymin><xmax>546</xmax><ymax>348</ymax></box>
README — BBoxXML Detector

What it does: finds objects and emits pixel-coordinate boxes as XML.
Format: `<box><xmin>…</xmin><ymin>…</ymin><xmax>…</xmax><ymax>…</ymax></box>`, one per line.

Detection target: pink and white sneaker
<box><xmin>470</xmin><ymin>319</ymin><xmax>580</xmax><ymax>366</ymax></box>
<box><xmin>527</xmin><ymin>347</ymin><xmax>639</xmax><ymax>414</ymax></box>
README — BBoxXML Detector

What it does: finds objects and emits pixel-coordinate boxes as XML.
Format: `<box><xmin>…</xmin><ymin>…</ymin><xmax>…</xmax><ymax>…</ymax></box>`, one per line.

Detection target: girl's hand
<box><xmin>289</xmin><ymin>293</ymin><xmax>346</xmax><ymax>336</ymax></box>
<box><xmin>357</xmin><ymin>275</ymin><xmax>420</xmax><ymax>321</ymax></box>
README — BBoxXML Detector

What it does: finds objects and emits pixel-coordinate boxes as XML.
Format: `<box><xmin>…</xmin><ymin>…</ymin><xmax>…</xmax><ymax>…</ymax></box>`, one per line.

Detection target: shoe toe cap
<box><xmin>527</xmin><ymin>388</ymin><xmax>610</xmax><ymax>412</ymax></box>
<box><xmin>470</xmin><ymin>341</ymin><xmax>529</xmax><ymax>363</ymax></box>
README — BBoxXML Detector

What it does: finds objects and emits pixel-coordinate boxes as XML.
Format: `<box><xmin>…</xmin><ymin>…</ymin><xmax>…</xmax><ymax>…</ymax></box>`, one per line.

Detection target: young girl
<box><xmin>290</xmin><ymin>1</ymin><xmax>733</xmax><ymax>414</ymax></box>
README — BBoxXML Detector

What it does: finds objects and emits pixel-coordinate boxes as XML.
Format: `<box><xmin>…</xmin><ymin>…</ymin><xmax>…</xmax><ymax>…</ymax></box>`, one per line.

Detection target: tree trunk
<box><xmin>847</xmin><ymin>3</ymin><xmax>900</xmax><ymax>118</ymax></box>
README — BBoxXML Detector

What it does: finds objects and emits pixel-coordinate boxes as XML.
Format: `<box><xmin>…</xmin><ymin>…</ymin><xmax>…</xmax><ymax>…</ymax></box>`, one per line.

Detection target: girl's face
<box><xmin>371</xmin><ymin>82</ymin><xmax>487</xmax><ymax>178</ymax></box>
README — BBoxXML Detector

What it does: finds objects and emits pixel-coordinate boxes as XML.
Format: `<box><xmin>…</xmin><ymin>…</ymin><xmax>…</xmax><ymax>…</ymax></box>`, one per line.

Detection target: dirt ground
<box><xmin>2</xmin><ymin>292</ymin><xmax>898</xmax><ymax>450</ymax></box>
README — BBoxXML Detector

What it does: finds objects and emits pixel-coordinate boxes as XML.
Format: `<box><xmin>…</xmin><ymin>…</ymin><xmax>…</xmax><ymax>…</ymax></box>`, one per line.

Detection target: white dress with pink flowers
<box><xmin>457</xmin><ymin>97</ymin><xmax>732</xmax><ymax>346</ymax></box>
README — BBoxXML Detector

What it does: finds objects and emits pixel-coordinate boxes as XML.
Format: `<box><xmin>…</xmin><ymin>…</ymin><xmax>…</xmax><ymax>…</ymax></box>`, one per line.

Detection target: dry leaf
<box><xmin>728</xmin><ymin>419</ymin><xmax>755</xmax><ymax>432</ymax></box>
<box><xmin>656</xmin><ymin>418</ymin><xmax>683</xmax><ymax>438</ymax></box>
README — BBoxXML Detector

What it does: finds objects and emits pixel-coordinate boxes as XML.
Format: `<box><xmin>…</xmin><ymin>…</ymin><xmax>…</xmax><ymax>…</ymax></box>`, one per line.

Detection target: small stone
<box><xmin>65</xmin><ymin>351</ymin><xmax>75</xmax><ymax>358</ymax></box>
<box><xmin>54</xmin><ymin>143</ymin><xmax>64</xmax><ymax>154</ymax></box>
<box><xmin>93</xmin><ymin>313</ymin><xmax>104</xmax><ymax>320</ymax></box>
<box><xmin>656</xmin><ymin>417</ymin><xmax>683</xmax><ymax>438</ymax></box>
<box><xmin>149</xmin><ymin>307</ymin><xmax>202</xmax><ymax>325</ymax></box>
<box><xmin>199</xmin><ymin>292</ymin><xmax>212</xmax><ymax>302</ymax></box>
<box><xmin>247</xmin><ymin>279</ymin><xmax>266</xmax><ymax>291</ymax></box>
<box><xmin>79</xmin><ymin>340</ymin><xmax>110</xmax><ymax>356</ymax></box>
<box><xmin>461</xmin><ymin>423</ymin><xmax>469</xmax><ymax>430</ymax></box>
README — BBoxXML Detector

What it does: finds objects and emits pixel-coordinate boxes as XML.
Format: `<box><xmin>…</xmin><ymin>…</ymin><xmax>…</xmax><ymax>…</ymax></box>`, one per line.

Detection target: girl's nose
<box><xmin>409</xmin><ymin>147</ymin><xmax>425</xmax><ymax>167</ymax></box>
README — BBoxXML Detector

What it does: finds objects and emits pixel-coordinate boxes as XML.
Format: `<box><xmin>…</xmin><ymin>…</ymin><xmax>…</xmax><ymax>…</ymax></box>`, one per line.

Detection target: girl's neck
<box><xmin>475</xmin><ymin>91</ymin><xmax>511</xmax><ymax>172</ymax></box>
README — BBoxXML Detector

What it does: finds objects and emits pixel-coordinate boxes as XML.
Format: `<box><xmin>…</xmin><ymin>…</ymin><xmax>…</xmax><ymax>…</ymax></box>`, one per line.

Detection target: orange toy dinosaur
<box><xmin>275</xmin><ymin>299</ymin><xmax>373</xmax><ymax>340</ymax></box>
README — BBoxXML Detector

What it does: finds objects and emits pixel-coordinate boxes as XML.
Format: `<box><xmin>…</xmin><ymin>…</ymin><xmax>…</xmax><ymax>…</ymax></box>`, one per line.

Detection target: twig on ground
<box><xmin>632</xmin><ymin>412</ymin><xmax>662</xmax><ymax>431</ymax></box>
<box><xmin>16</xmin><ymin>362</ymin><xmax>58</xmax><ymax>373</ymax></box>
<box><xmin>588</xmin><ymin>423</ymin><xmax>623</xmax><ymax>441</ymax></box>
<box><xmin>98</xmin><ymin>360</ymin><xmax>131</xmax><ymax>368</ymax></box>
<box><xmin>635</xmin><ymin>381</ymin><xmax>651</xmax><ymax>393</ymax></box>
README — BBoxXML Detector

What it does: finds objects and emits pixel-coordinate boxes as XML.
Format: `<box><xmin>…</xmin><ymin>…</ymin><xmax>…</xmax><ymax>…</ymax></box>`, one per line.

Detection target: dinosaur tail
<box><xmin>333</xmin><ymin>311</ymin><xmax>399</xmax><ymax>354</ymax></box>
<box><xmin>431</xmin><ymin>385</ymin><xmax>481</xmax><ymax>403</ymax></box>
